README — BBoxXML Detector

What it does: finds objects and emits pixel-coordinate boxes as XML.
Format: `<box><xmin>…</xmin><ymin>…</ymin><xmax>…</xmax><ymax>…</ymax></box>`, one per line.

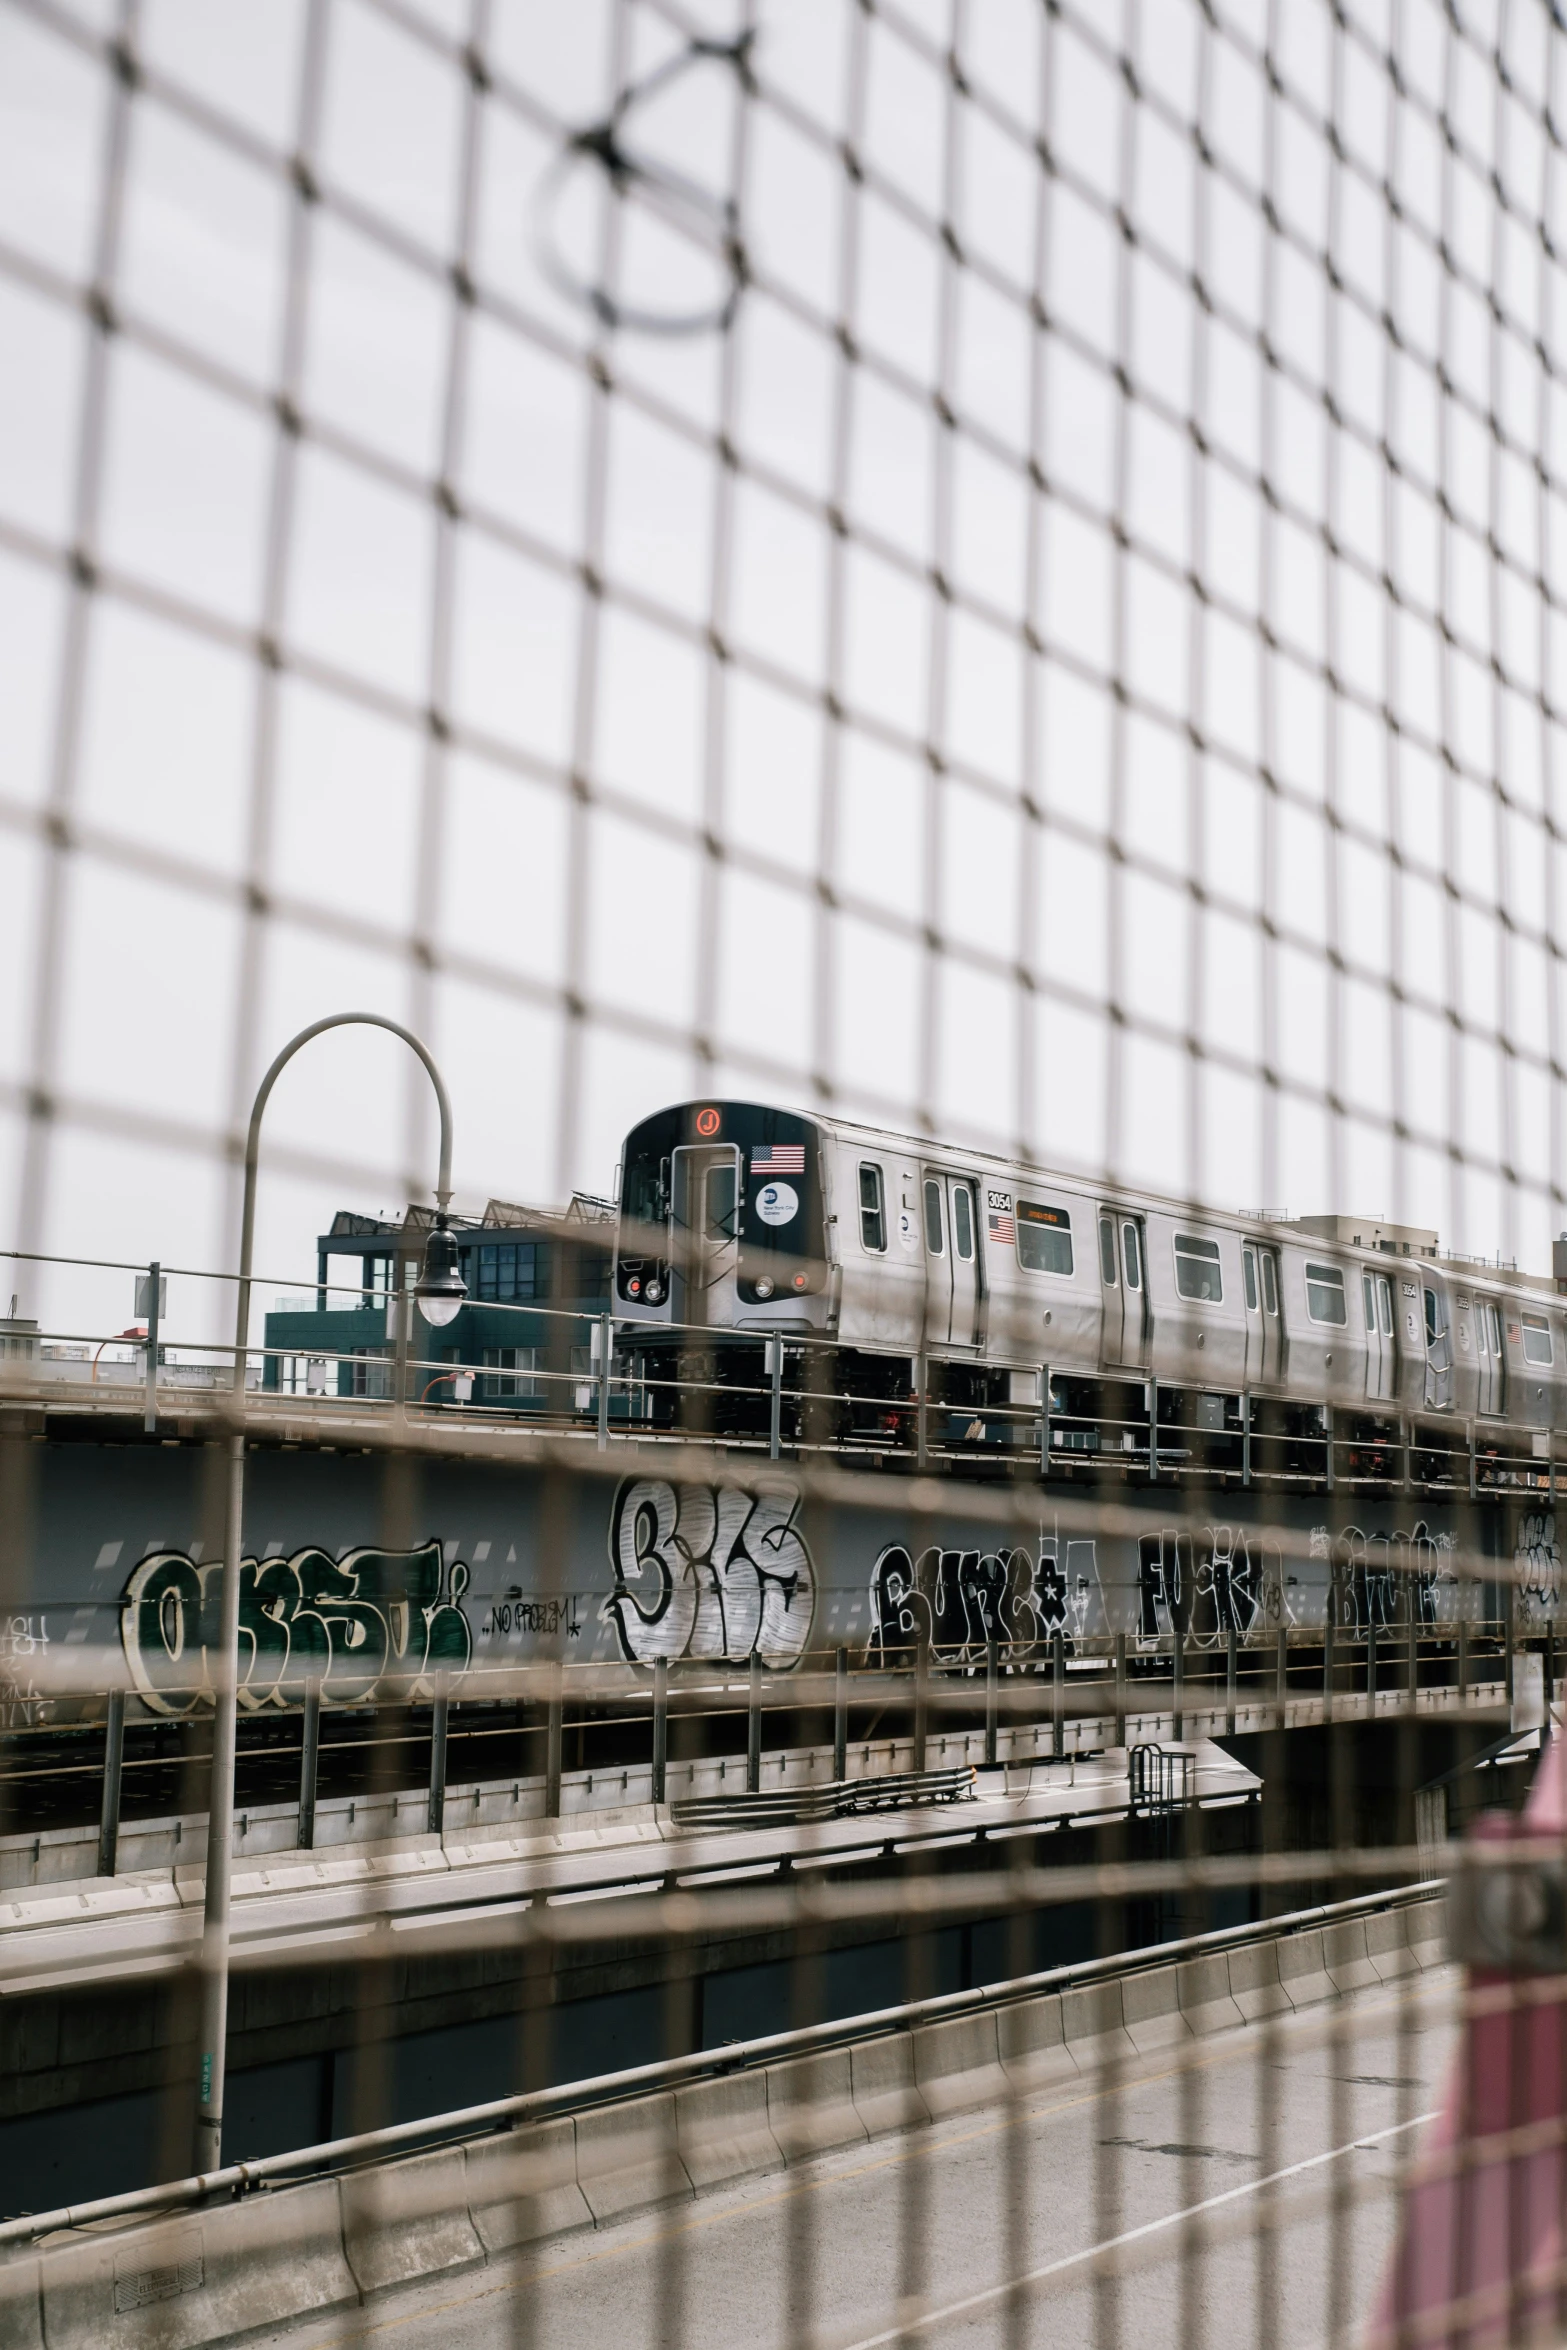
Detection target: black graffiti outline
<box><xmin>603</xmin><ymin>1478</ymin><xmax>816</xmax><ymax>1669</ymax></box>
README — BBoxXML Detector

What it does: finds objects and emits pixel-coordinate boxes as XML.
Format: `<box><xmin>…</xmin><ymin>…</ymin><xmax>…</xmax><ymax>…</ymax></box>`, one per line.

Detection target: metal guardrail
<box><xmin>669</xmin><ymin>1762</ymin><xmax>977</xmax><ymax>1832</ymax></box>
<box><xmin>0</xmin><ymin>1879</ymin><xmax>1445</xmax><ymax>2254</ymax></box>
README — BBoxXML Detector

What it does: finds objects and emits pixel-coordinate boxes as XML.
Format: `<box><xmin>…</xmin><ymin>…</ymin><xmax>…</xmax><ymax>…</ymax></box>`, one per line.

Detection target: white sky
<box><xmin>2</xmin><ymin>0</ymin><xmax>1566</xmax><ymax>1344</ymax></box>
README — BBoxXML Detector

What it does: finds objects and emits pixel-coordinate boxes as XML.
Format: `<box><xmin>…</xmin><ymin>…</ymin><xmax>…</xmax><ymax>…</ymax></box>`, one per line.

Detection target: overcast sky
<box><xmin>2</xmin><ymin>0</ymin><xmax>1564</xmax><ymax>1342</ymax></box>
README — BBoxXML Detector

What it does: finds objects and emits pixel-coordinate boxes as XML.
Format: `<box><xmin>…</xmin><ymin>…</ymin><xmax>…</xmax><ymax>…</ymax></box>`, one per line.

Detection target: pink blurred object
<box><xmin>1370</xmin><ymin>1728</ymin><xmax>1567</xmax><ymax>2346</ymax></box>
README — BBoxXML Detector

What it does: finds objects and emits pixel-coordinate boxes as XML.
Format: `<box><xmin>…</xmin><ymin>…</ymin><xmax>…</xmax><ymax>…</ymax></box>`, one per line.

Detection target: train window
<box><xmin>1122</xmin><ymin>1222</ymin><xmax>1142</xmax><ymax>1290</ymax></box>
<box><xmin>924</xmin><ymin>1179</ymin><xmax>945</xmax><ymax>1255</ymax></box>
<box><xmin>1245</xmin><ymin>1248</ymin><xmax>1259</xmax><ymax>1312</ymax></box>
<box><xmin>952</xmin><ymin>1185</ymin><xmax>974</xmax><ymax>1260</ymax></box>
<box><xmin>1173</xmin><ymin>1233</ymin><xmax>1222</xmax><ymax>1303</ymax></box>
<box><xmin>1016</xmin><ymin>1199</ymin><xmax>1073</xmax><ymax>1275</ymax></box>
<box><xmin>1362</xmin><ymin>1272</ymin><xmax>1375</xmax><ymax>1331</ymax></box>
<box><xmin>1305</xmin><ymin>1263</ymin><xmax>1347</xmax><ymax>1325</ymax></box>
<box><xmin>1485</xmin><ymin>1298</ymin><xmax>1502</xmax><ymax>1355</ymax></box>
<box><xmin>859</xmin><ymin>1164</ymin><xmax>886</xmax><ymax>1253</ymax></box>
<box><xmin>1099</xmin><ymin>1216</ymin><xmax>1117</xmax><ymax>1285</ymax></box>
<box><xmin>1475</xmin><ymin>1301</ymin><xmax>1489</xmax><ymax>1358</ymax></box>
<box><xmin>1261</xmin><ymin>1252</ymin><xmax>1278</xmax><ymax>1315</ymax></box>
<box><xmin>1523</xmin><ymin>1312</ymin><xmax>1554</xmax><ymax>1366</ymax></box>
<box><xmin>1378</xmin><ymin>1275</ymin><xmax>1394</xmax><ymax>1336</ymax></box>
<box><xmin>1424</xmin><ymin>1289</ymin><xmax>1438</xmax><ymax>1346</ymax></box>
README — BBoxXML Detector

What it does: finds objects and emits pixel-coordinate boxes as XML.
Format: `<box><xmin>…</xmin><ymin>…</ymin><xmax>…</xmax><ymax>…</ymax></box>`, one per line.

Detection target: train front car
<box><xmin>614</xmin><ymin>1102</ymin><xmax>831</xmax><ymax>1436</ymax></box>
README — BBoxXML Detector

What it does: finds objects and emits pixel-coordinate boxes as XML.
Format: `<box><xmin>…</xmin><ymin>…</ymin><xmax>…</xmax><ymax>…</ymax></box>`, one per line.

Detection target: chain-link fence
<box><xmin>4</xmin><ymin>0</ymin><xmax>1567</xmax><ymax>2343</ymax></box>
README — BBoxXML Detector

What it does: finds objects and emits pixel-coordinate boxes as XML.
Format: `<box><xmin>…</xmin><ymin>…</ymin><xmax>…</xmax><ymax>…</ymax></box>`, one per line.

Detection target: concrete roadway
<box><xmin>250</xmin><ymin>1970</ymin><xmax>1457</xmax><ymax>2350</ymax></box>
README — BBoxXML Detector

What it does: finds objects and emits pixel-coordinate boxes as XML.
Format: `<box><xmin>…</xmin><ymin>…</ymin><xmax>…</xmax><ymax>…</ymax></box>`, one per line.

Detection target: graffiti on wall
<box><xmin>865</xmin><ymin>1533</ymin><xmax>1104</xmax><ymax>1667</ymax></box>
<box><xmin>604</xmin><ymin>1479</ymin><xmax>816</xmax><ymax>1668</ymax></box>
<box><xmin>1136</xmin><ymin>1526</ymin><xmax>1290</xmax><ymax>1645</ymax></box>
<box><xmin>0</xmin><ymin>1613</ymin><xmax>53</xmax><ymax>1729</ymax></box>
<box><xmin>121</xmin><ymin>1542</ymin><xmax>472</xmax><ymax>1715</ymax></box>
<box><xmin>1515</xmin><ymin>1511</ymin><xmax>1562</xmax><ymax>1628</ymax></box>
<box><xmin>1317</xmin><ymin>1521</ymin><xmax>1456</xmax><ymax>1634</ymax></box>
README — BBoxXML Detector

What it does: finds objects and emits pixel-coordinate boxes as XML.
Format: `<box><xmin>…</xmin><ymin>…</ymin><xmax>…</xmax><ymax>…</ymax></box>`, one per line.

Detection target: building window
<box><xmin>350</xmin><ymin>1348</ymin><xmax>391</xmax><ymax>1399</ymax></box>
<box><xmin>1523</xmin><ymin>1313</ymin><xmax>1554</xmax><ymax>1367</ymax></box>
<box><xmin>859</xmin><ymin>1164</ymin><xmax>886</xmax><ymax>1252</ymax></box>
<box><xmin>1173</xmin><ymin>1233</ymin><xmax>1222</xmax><ymax>1303</ymax></box>
<box><xmin>1016</xmin><ymin>1200</ymin><xmax>1073</xmax><ymax>1276</ymax></box>
<box><xmin>472</xmin><ymin>1242</ymin><xmax>546</xmax><ymax>1302</ymax></box>
<box><xmin>1305</xmin><ymin>1263</ymin><xmax>1347</xmax><ymax>1325</ymax></box>
<box><xmin>484</xmin><ymin>1345</ymin><xmax>543</xmax><ymax>1399</ymax></box>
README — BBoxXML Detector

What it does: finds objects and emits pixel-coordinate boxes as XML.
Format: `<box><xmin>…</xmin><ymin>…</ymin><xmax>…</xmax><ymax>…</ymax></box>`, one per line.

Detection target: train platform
<box><xmin>0</xmin><ymin>1742</ymin><xmax>1260</xmax><ymax>2002</ymax></box>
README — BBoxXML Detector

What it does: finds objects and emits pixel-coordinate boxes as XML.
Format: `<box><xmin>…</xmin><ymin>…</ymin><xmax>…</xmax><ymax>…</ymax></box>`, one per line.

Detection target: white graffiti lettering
<box><xmin>603</xmin><ymin>1479</ymin><xmax>816</xmax><ymax>1669</ymax></box>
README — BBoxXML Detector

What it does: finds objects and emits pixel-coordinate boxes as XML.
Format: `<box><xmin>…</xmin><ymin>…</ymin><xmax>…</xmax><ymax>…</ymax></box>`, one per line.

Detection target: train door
<box><xmin>1098</xmin><ymin>1208</ymin><xmax>1149</xmax><ymax>1368</ymax></box>
<box><xmin>1475</xmin><ymin>1293</ymin><xmax>1505</xmax><ymax>1418</ymax></box>
<box><xmin>922</xmin><ymin>1171</ymin><xmax>981</xmax><ymax>1346</ymax></box>
<box><xmin>1242</xmin><ymin>1242</ymin><xmax>1284</xmax><ymax>1385</ymax></box>
<box><xmin>1361</xmin><ymin>1269</ymin><xmax>1395</xmax><ymax>1401</ymax></box>
<box><xmin>1423</xmin><ymin>1281</ymin><xmax>1454</xmax><ymax>1410</ymax></box>
<box><xmin>670</xmin><ymin>1144</ymin><xmax>740</xmax><ymax>1327</ymax></box>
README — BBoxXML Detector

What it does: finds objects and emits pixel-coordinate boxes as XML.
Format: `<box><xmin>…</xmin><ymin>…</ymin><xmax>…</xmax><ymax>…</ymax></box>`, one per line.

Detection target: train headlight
<box><xmin>627</xmin><ymin>1277</ymin><xmax>641</xmax><ymax>1297</ymax></box>
<box><xmin>791</xmin><ymin>1272</ymin><xmax>807</xmax><ymax>1291</ymax></box>
<box><xmin>754</xmin><ymin>1276</ymin><xmax>774</xmax><ymax>1300</ymax></box>
<box><xmin>645</xmin><ymin>1280</ymin><xmax>665</xmax><ymax>1304</ymax></box>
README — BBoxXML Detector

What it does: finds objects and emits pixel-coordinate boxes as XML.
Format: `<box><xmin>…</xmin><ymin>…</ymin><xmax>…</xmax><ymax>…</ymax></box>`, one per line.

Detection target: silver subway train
<box><xmin>612</xmin><ymin>1097</ymin><xmax>1564</xmax><ymax>1443</ymax></box>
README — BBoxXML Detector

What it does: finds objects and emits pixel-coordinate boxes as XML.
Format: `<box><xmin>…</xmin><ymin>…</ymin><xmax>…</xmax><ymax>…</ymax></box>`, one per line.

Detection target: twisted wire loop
<box><xmin>532</xmin><ymin>30</ymin><xmax>755</xmax><ymax>336</ymax></box>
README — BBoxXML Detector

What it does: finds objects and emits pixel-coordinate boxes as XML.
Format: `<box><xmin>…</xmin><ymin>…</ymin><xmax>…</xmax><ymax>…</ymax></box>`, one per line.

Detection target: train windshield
<box><xmin>616</xmin><ymin>1103</ymin><xmax>825</xmax><ymax>1306</ymax></box>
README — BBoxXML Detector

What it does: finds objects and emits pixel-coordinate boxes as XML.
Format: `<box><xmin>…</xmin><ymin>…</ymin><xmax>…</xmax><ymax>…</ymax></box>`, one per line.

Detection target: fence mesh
<box><xmin>2</xmin><ymin>1</ymin><xmax>1567</xmax><ymax>2345</ymax></box>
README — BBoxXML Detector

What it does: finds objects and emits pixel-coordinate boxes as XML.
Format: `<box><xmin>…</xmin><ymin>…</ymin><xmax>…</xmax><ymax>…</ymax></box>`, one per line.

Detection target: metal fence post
<box><xmin>654</xmin><ymin>1656</ymin><xmax>669</xmax><ymax>1806</ymax></box>
<box><xmin>1172</xmin><ymin>1631</ymin><xmax>1184</xmax><ymax>1742</ymax></box>
<box><xmin>1505</xmin><ymin>1575</ymin><xmax>1516</xmax><ymax>1708</ymax></box>
<box><xmin>141</xmin><ymin>1260</ymin><xmax>160</xmax><ymax>1433</ymax></box>
<box><xmin>985</xmin><ymin>1635</ymin><xmax>998</xmax><ymax>1768</ymax></box>
<box><xmin>1115</xmin><ymin>1631</ymin><xmax>1127</xmax><ymax>1747</ymax></box>
<box><xmin>1367</xmin><ymin>1621</ymin><xmax>1379</xmax><ymax>1713</ymax></box>
<box><xmin>768</xmin><ymin>1334</ymin><xmax>783</xmax><ymax>1462</ymax></box>
<box><xmin>1275</xmin><ymin>1628</ymin><xmax>1288</xmax><ymax>1732</ymax></box>
<box><xmin>1547</xmin><ymin>1618</ymin><xmax>1557</xmax><ymax>1714</ymax></box>
<box><xmin>913</xmin><ymin>1638</ymin><xmax>928</xmax><ymax>1774</ymax></box>
<box><xmin>1323</xmin><ymin>1613</ymin><xmax>1334</xmax><ymax>1728</ymax></box>
<box><xmin>427</xmin><ymin>1688</ymin><xmax>449</xmax><ymax>1836</ymax></box>
<box><xmin>1241</xmin><ymin>1389</ymin><xmax>1251</xmax><ymax>1487</ymax></box>
<box><xmin>1052</xmin><ymin>1629</ymin><xmax>1065</xmax><ymax>1760</ymax></box>
<box><xmin>1226</xmin><ymin>1623</ymin><xmax>1237</xmax><ymax>1738</ymax></box>
<box><xmin>746</xmin><ymin>1653</ymin><xmax>760</xmax><ymax>1793</ymax></box>
<box><xmin>546</xmin><ymin>1668</ymin><xmax>563</xmax><ymax>1819</ymax></box>
<box><xmin>97</xmin><ymin>1688</ymin><xmax>125</xmax><ymax>1879</ymax></box>
<box><xmin>596</xmin><ymin>1311</ymin><xmax>611</xmax><ymax>1451</ymax></box>
<box><xmin>833</xmin><ymin>1645</ymin><xmax>848</xmax><ymax>1783</ymax></box>
<box><xmin>1458</xmin><ymin>1604</ymin><xmax>1469</xmax><ymax>1704</ymax></box>
<box><xmin>1039</xmin><ymin>1363</ymin><xmax>1050</xmax><ymax>1479</ymax></box>
<box><xmin>916</xmin><ymin>1354</ymin><xmax>929</xmax><ymax>1468</ymax></box>
<box><xmin>297</xmin><ymin>1678</ymin><xmax>320</xmax><ymax>1850</ymax></box>
<box><xmin>1406</xmin><ymin>1578</ymin><xmax>1418</xmax><ymax>1715</ymax></box>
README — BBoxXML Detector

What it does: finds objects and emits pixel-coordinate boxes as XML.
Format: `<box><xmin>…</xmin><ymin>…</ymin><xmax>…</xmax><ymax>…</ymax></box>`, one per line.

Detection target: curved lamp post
<box><xmin>192</xmin><ymin>1014</ymin><xmax>464</xmax><ymax>2174</ymax></box>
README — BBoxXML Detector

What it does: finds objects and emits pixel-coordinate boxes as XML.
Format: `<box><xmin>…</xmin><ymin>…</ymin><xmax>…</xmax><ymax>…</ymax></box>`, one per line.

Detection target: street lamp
<box><xmin>191</xmin><ymin>1013</ymin><xmax>462</xmax><ymax>2175</ymax></box>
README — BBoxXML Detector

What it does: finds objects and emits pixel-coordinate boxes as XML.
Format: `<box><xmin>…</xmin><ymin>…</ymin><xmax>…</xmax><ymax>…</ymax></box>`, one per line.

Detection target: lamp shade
<box><xmin>416</xmin><ymin>1220</ymin><xmax>467</xmax><ymax>1328</ymax></box>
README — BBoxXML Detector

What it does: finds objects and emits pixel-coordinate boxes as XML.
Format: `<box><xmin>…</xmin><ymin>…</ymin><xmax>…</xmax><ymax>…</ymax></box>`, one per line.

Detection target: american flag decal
<box><xmin>752</xmin><ymin>1144</ymin><xmax>805</xmax><ymax>1174</ymax></box>
<box><xmin>988</xmin><ymin>1211</ymin><xmax>1015</xmax><ymax>1246</ymax></box>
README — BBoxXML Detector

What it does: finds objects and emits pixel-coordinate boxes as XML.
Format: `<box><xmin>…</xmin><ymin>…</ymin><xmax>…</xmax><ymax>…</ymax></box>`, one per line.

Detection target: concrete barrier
<box><xmin>1323</xmin><ymin>1917</ymin><xmax>1380</xmax><ymax>1995</ymax></box>
<box><xmin>1061</xmin><ymin>1975</ymin><xmax>1136</xmax><ymax>2071</ymax></box>
<box><xmin>767</xmin><ymin>2051</ymin><xmax>866</xmax><ymax>2161</ymax></box>
<box><xmin>1178</xmin><ymin>1951</ymin><xmax>1245</xmax><ymax>2038</ymax></box>
<box><xmin>1121</xmin><ymin>1962</ymin><xmax>1189</xmax><ymax>2056</ymax></box>
<box><xmin>851</xmin><ymin>2033</ymin><xmax>929</xmax><ymax>2136</ymax></box>
<box><xmin>0</xmin><ymin>1890</ymin><xmax>1448</xmax><ymax>2350</ymax></box>
<box><xmin>574</xmin><ymin>2092</ymin><xmax>692</xmax><ymax>2224</ymax></box>
<box><xmin>1224</xmin><ymin>1934</ymin><xmax>1293</xmax><ymax>2022</ymax></box>
<box><xmin>39</xmin><ymin>2185</ymin><xmax>355</xmax><ymax>2350</ymax></box>
<box><xmin>0</xmin><ymin>2250</ymin><xmax>41</xmax><ymax>2350</ymax></box>
<box><xmin>912</xmin><ymin>2011</ymin><xmax>1005</xmax><ymax>2119</ymax></box>
<box><xmin>997</xmin><ymin>1991</ymin><xmax>1078</xmax><ymax>2094</ymax></box>
<box><xmin>1276</xmin><ymin>1925</ymin><xmax>1334</xmax><ymax>2008</ymax></box>
<box><xmin>341</xmin><ymin>2147</ymin><xmax>484</xmax><ymax>2296</ymax></box>
<box><xmin>673</xmin><ymin>2070</ymin><xmax>782</xmax><ymax>2190</ymax></box>
<box><xmin>465</xmin><ymin>2118</ymin><xmax>593</xmax><ymax>2251</ymax></box>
